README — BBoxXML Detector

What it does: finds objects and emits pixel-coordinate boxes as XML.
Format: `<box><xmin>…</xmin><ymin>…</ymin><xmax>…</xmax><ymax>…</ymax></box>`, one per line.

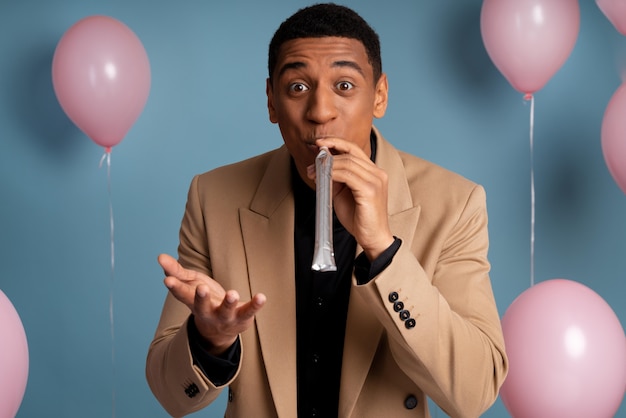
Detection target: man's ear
<box><xmin>373</xmin><ymin>73</ymin><xmax>389</xmax><ymax>119</ymax></box>
<box><xmin>266</xmin><ymin>78</ymin><xmax>278</xmax><ymax>123</ymax></box>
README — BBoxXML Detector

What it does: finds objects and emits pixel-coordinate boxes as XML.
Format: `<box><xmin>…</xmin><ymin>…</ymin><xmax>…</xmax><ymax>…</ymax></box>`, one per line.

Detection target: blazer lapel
<box><xmin>240</xmin><ymin>146</ymin><xmax>298</xmax><ymax>418</ymax></box>
<box><xmin>339</xmin><ymin>129</ymin><xmax>421</xmax><ymax>416</ymax></box>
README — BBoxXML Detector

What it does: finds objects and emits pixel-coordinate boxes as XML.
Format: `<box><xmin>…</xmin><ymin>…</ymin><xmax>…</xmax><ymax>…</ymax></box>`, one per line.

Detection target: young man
<box><xmin>146</xmin><ymin>4</ymin><xmax>508</xmax><ymax>417</ymax></box>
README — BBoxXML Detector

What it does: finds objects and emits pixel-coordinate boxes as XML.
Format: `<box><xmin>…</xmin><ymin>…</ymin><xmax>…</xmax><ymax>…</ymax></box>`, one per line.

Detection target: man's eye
<box><xmin>289</xmin><ymin>83</ymin><xmax>309</xmax><ymax>93</ymax></box>
<box><xmin>336</xmin><ymin>81</ymin><xmax>354</xmax><ymax>91</ymax></box>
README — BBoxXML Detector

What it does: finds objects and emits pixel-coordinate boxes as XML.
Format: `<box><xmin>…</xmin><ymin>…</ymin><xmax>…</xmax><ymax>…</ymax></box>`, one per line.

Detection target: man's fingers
<box><xmin>159</xmin><ymin>253</ymin><xmax>208</xmax><ymax>286</ymax></box>
<box><xmin>238</xmin><ymin>293</ymin><xmax>267</xmax><ymax>321</ymax></box>
<box><xmin>205</xmin><ymin>291</ymin><xmax>266</xmax><ymax>324</ymax></box>
<box><xmin>252</xmin><ymin>293</ymin><xmax>267</xmax><ymax>309</ymax></box>
<box><xmin>315</xmin><ymin>137</ymin><xmax>368</xmax><ymax>158</ymax></box>
<box><xmin>164</xmin><ymin>275</ymin><xmax>197</xmax><ymax>307</ymax></box>
<box><xmin>158</xmin><ymin>253</ymin><xmax>185</xmax><ymax>278</ymax></box>
<box><xmin>160</xmin><ymin>249</ymin><xmax>267</xmax><ymax>332</ymax></box>
<box><xmin>190</xmin><ymin>290</ymin><xmax>267</xmax><ymax>351</ymax></box>
<box><xmin>193</xmin><ymin>284</ymin><xmax>214</xmax><ymax>315</ymax></box>
<box><xmin>215</xmin><ymin>290</ymin><xmax>240</xmax><ymax>320</ymax></box>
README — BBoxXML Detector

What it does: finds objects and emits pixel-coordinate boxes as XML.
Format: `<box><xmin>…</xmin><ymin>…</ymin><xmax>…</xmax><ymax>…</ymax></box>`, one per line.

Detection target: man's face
<box><xmin>267</xmin><ymin>36</ymin><xmax>388</xmax><ymax>189</ymax></box>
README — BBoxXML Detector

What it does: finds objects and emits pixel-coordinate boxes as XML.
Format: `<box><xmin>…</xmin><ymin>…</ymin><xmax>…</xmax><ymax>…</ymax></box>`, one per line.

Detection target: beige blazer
<box><xmin>146</xmin><ymin>128</ymin><xmax>508</xmax><ymax>418</ymax></box>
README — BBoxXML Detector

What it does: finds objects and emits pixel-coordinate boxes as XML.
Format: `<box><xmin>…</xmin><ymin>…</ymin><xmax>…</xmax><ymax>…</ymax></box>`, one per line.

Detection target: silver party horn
<box><xmin>311</xmin><ymin>147</ymin><xmax>337</xmax><ymax>272</ymax></box>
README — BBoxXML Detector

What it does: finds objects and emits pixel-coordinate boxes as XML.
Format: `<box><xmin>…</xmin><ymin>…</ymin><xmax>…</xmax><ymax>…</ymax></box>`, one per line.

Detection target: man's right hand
<box><xmin>158</xmin><ymin>254</ymin><xmax>267</xmax><ymax>355</ymax></box>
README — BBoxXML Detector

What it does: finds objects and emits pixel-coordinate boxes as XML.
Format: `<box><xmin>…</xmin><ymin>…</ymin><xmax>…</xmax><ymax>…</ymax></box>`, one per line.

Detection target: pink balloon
<box><xmin>480</xmin><ymin>0</ymin><xmax>580</xmax><ymax>95</ymax></box>
<box><xmin>52</xmin><ymin>16</ymin><xmax>151</xmax><ymax>149</ymax></box>
<box><xmin>601</xmin><ymin>82</ymin><xmax>626</xmax><ymax>195</ymax></box>
<box><xmin>0</xmin><ymin>290</ymin><xmax>29</xmax><ymax>417</ymax></box>
<box><xmin>597</xmin><ymin>0</ymin><xmax>626</xmax><ymax>36</ymax></box>
<box><xmin>500</xmin><ymin>279</ymin><xmax>626</xmax><ymax>418</ymax></box>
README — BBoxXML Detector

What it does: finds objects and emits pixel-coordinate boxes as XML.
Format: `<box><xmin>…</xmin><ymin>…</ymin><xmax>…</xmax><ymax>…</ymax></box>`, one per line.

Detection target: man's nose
<box><xmin>306</xmin><ymin>86</ymin><xmax>338</xmax><ymax>124</ymax></box>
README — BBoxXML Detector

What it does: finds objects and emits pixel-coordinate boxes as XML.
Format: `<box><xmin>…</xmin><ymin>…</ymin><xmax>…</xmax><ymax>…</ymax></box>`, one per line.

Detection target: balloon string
<box><xmin>525</xmin><ymin>93</ymin><xmax>535</xmax><ymax>287</ymax></box>
<box><xmin>99</xmin><ymin>147</ymin><xmax>116</xmax><ymax>418</ymax></box>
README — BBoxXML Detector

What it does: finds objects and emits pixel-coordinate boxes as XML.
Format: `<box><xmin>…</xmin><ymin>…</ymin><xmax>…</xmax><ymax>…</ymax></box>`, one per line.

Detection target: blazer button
<box><xmin>404</xmin><ymin>394</ymin><xmax>418</xmax><ymax>409</ymax></box>
<box><xmin>405</xmin><ymin>318</ymin><xmax>416</xmax><ymax>329</ymax></box>
<box><xmin>399</xmin><ymin>309</ymin><xmax>410</xmax><ymax>321</ymax></box>
<box><xmin>184</xmin><ymin>382</ymin><xmax>199</xmax><ymax>398</ymax></box>
<box><xmin>393</xmin><ymin>301</ymin><xmax>404</xmax><ymax>312</ymax></box>
<box><xmin>388</xmin><ymin>291</ymin><xmax>399</xmax><ymax>302</ymax></box>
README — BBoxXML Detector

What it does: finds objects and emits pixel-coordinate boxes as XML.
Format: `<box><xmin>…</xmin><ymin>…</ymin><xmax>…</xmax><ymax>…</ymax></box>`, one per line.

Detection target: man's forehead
<box><xmin>277</xmin><ymin>36</ymin><xmax>367</xmax><ymax>58</ymax></box>
<box><xmin>275</xmin><ymin>37</ymin><xmax>370</xmax><ymax>70</ymax></box>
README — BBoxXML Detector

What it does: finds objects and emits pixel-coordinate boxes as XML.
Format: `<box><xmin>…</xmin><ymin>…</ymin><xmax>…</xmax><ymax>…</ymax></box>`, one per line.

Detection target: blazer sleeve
<box><xmin>146</xmin><ymin>175</ymin><xmax>242</xmax><ymax>417</ymax></box>
<box><xmin>354</xmin><ymin>184</ymin><xmax>508</xmax><ymax>418</ymax></box>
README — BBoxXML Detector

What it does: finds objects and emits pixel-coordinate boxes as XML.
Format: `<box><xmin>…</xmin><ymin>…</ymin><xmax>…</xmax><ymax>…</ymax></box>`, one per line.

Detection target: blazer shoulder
<box><xmin>190</xmin><ymin>147</ymin><xmax>286</xmax><ymax>199</ymax></box>
<box><xmin>198</xmin><ymin>148</ymin><xmax>281</xmax><ymax>183</ymax></box>
<box><xmin>397</xmin><ymin>149</ymin><xmax>482</xmax><ymax>196</ymax></box>
<box><xmin>375</xmin><ymin>130</ymin><xmax>481</xmax><ymax>198</ymax></box>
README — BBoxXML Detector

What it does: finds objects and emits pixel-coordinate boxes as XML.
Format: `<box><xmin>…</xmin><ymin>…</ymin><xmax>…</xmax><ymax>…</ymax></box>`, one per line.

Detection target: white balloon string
<box><xmin>99</xmin><ymin>147</ymin><xmax>116</xmax><ymax>418</ymax></box>
<box><xmin>526</xmin><ymin>94</ymin><xmax>536</xmax><ymax>287</ymax></box>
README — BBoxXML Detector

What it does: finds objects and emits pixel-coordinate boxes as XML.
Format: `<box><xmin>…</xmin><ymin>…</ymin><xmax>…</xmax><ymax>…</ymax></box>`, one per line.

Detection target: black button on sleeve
<box><xmin>184</xmin><ymin>381</ymin><xmax>199</xmax><ymax>398</ymax></box>
<box><xmin>404</xmin><ymin>394</ymin><xmax>418</xmax><ymax>409</ymax></box>
<box><xmin>399</xmin><ymin>310</ymin><xmax>411</xmax><ymax>321</ymax></box>
<box><xmin>393</xmin><ymin>301</ymin><xmax>404</xmax><ymax>312</ymax></box>
<box><xmin>388</xmin><ymin>291</ymin><xmax>399</xmax><ymax>303</ymax></box>
<box><xmin>405</xmin><ymin>318</ymin><xmax>416</xmax><ymax>329</ymax></box>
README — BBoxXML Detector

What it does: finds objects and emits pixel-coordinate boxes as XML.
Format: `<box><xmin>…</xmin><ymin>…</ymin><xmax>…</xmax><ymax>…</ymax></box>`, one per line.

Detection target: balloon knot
<box><xmin>105</xmin><ymin>146</ymin><xmax>112</xmax><ymax>154</ymax></box>
<box><xmin>524</xmin><ymin>93</ymin><xmax>533</xmax><ymax>101</ymax></box>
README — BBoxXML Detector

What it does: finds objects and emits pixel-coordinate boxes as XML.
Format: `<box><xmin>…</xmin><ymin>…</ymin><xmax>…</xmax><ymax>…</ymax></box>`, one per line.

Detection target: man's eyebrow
<box><xmin>332</xmin><ymin>60</ymin><xmax>364</xmax><ymax>76</ymax></box>
<box><xmin>278</xmin><ymin>61</ymin><xmax>306</xmax><ymax>77</ymax></box>
<box><xmin>277</xmin><ymin>60</ymin><xmax>365</xmax><ymax>77</ymax></box>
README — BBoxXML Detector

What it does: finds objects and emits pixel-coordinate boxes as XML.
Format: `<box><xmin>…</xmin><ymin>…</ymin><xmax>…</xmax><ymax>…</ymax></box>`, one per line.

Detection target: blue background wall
<box><xmin>1</xmin><ymin>0</ymin><xmax>624</xmax><ymax>416</ymax></box>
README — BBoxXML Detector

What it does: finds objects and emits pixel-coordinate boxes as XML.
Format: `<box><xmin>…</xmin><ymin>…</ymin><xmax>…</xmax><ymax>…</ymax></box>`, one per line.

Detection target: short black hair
<box><xmin>268</xmin><ymin>3</ymin><xmax>382</xmax><ymax>84</ymax></box>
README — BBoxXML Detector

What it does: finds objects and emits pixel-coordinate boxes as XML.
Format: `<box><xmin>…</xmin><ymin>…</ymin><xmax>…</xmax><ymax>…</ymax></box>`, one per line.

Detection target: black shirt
<box><xmin>292</xmin><ymin>131</ymin><xmax>380</xmax><ymax>417</ymax></box>
<box><xmin>292</xmin><ymin>157</ymin><xmax>355</xmax><ymax>417</ymax></box>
